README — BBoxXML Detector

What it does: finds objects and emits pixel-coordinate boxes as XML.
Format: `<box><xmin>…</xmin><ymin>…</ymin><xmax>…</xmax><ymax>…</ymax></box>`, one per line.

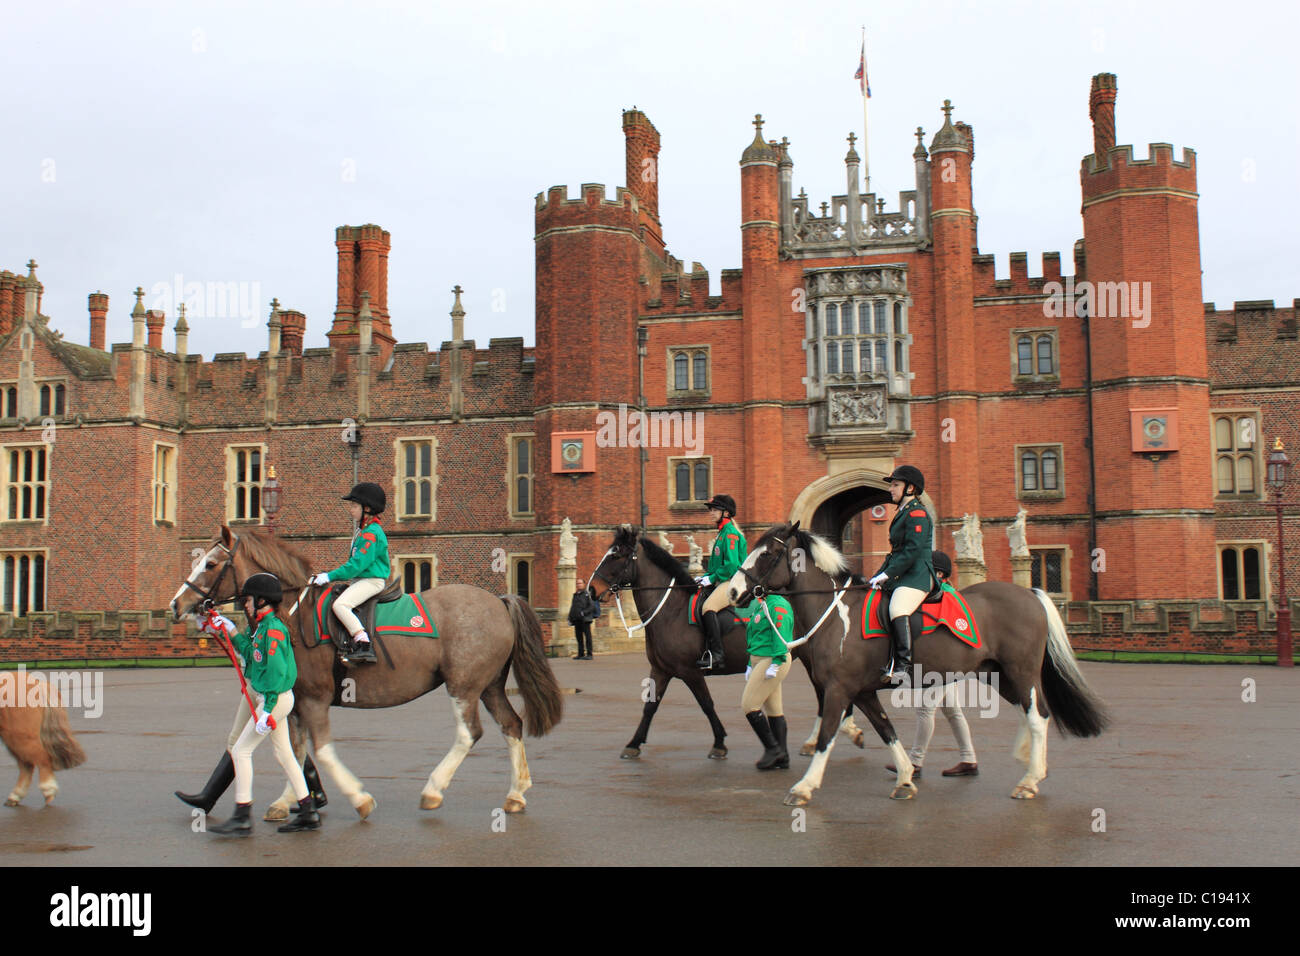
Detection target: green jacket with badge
<box><xmin>231</xmin><ymin>608</ymin><xmax>297</xmax><ymax>714</ymax></box>
<box><xmin>876</xmin><ymin>496</ymin><xmax>935</xmax><ymax>592</ymax></box>
<box><xmin>706</xmin><ymin>518</ymin><xmax>748</xmax><ymax>584</ymax></box>
<box><xmin>742</xmin><ymin>594</ymin><xmax>794</xmax><ymax>664</ymax></box>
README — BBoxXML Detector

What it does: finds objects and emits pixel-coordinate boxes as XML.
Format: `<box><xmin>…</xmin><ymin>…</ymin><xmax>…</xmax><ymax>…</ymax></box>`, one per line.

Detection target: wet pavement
<box><xmin>0</xmin><ymin>656</ymin><xmax>1295</xmax><ymax>866</ymax></box>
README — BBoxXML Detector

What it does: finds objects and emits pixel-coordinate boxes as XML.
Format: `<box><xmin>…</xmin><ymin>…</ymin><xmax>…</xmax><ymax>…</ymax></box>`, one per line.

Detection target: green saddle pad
<box><xmin>315</xmin><ymin>589</ymin><xmax>438</xmax><ymax>640</ymax></box>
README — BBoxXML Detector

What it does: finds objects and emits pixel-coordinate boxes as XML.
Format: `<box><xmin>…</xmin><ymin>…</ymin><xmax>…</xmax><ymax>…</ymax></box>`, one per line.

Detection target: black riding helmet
<box><xmin>343</xmin><ymin>482</ymin><xmax>386</xmax><ymax>516</ymax></box>
<box><xmin>704</xmin><ymin>494</ymin><xmax>737</xmax><ymax>518</ymax></box>
<box><xmin>886</xmin><ymin>465</ymin><xmax>925</xmax><ymax>496</ymax></box>
<box><xmin>932</xmin><ymin>551</ymin><xmax>953</xmax><ymax>578</ymax></box>
<box><xmin>240</xmin><ymin>572</ymin><xmax>283</xmax><ymax>607</ymax></box>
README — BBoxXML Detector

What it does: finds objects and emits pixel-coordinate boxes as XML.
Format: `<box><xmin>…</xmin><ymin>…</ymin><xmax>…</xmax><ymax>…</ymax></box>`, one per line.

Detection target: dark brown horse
<box><xmin>723</xmin><ymin>522</ymin><xmax>1109</xmax><ymax>803</ymax></box>
<box><xmin>588</xmin><ymin>525</ymin><xmax>864</xmax><ymax>760</ymax></box>
<box><xmin>170</xmin><ymin>525</ymin><xmax>563</xmax><ymax>819</ymax></box>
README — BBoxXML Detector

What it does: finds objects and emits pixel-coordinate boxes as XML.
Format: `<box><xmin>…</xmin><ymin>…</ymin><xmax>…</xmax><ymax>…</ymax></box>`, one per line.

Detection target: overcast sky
<box><xmin>4</xmin><ymin>0</ymin><xmax>1297</xmax><ymax>359</ymax></box>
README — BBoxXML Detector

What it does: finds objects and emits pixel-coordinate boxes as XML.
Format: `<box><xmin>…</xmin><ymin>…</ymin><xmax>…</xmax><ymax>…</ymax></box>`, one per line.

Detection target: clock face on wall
<box><xmin>560</xmin><ymin>439</ymin><xmax>584</xmax><ymax>468</ymax></box>
<box><xmin>1142</xmin><ymin>416</ymin><xmax>1168</xmax><ymax>446</ymax></box>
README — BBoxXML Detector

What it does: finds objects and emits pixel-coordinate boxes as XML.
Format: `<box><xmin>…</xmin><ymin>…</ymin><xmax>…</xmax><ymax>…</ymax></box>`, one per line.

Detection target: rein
<box><xmin>590</xmin><ymin>542</ymin><xmax>686</xmax><ymax>638</ymax></box>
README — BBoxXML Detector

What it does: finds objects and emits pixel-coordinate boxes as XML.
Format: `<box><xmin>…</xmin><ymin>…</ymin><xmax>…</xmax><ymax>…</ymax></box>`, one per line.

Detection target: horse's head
<box><xmin>727</xmin><ymin>521</ymin><xmax>800</xmax><ymax>606</ymax></box>
<box><xmin>588</xmin><ymin>525</ymin><xmax>642</xmax><ymax>602</ymax></box>
<box><xmin>169</xmin><ymin>525</ymin><xmax>255</xmax><ymax>623</ymax></box>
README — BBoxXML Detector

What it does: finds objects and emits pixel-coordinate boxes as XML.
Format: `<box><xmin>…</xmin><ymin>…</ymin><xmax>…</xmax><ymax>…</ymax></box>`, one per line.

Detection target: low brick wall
<box><xmin>1065</xmin><ymin>599</ymin><xmax>1293</xmax><ymax>655</ymax></box>
<box><xmin>0</xmin><ymin>611</ymin><xmax>223</xmax><ymax>663</ymax></box>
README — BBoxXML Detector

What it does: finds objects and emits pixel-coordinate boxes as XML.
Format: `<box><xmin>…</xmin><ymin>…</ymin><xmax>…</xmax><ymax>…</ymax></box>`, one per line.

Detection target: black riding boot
<box><xmin>277</xmin><ymin>796</ymin><xmax>321</xmax><ymax>832</ymax></box>
<box><xmin>208</xmin><ymin>802</ymin><xmax>253</xmax><ymax>836</ymax></box>
<box><xmin>767</xmin><ymin>715</ymin><xmax>790</xmax><ymax>769</ymax></box>
<box><xmin>346</xmin><ymin>635</ymin><xmax>376</xmax><ymax>664</ymax></box>
<box><xmin>695</xmin><ymin>611</ymin><xmax>725</xmax><ymax>671</ymax></box>
<box><xmin>881</xmin><ymin>614</ymin><xmax>915</xmax><ymax>684</ymax></box>
<box><xmin>174</xmin><ymin>751</ymin><xmax>235</xmax><ymax>814</ymax></box>
<box><xmin>746</xmin><ymin>711</ymin><xmax>784</xmax><ymax>770</ymax></box>
<box><xmin>302</xmin><ymin>755</ymin><xmax>327</xmax><ymax>810</ymax></box>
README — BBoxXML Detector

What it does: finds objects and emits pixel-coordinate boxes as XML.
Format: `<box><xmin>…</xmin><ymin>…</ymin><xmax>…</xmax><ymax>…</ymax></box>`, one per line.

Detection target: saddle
<box><xmin>688</xmin><ymin>587</ymin><xmax>744</xmax><ymax>635</ymax></box>
<box><xmin>320</xmin><ymin>577</ymin><xmax>404</xmax><ymax>652</ymax></box>
<box><xmin>862</xmin><ymin>582</ymin><xmax>982</xmax><ymax>648</ymax></box>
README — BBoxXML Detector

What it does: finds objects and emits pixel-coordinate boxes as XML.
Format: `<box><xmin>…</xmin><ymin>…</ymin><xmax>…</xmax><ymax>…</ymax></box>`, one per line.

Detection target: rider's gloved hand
<box><xmin>312</xmin><ymin>572</ymin><xmax>331</xmax><ymax>586</ymax></box>
<box><xmin>202</xmin><ymin>613</ymin><xmax>236</xmax><ymax>637</ymax></box>
<box><xmin>696</xmin><ymin>575</ymin><xmax>711</xmax><ymax>587</ymax></box>
<box><xmin>869</xmin><ymin>572</ymin><xmax>888</xmax><ymax>589</ymax></box>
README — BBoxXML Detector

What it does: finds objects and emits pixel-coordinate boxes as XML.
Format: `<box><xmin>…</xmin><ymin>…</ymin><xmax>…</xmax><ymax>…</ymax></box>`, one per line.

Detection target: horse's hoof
<box><xmin>783</xmin><ymin>790</ymin><xmax>810</xmax><ymax>807</ymax></box>
<box><xmin>356</xmin><ymin>794</ymin><xmax>377</xmax><ymax>819</ymax></box>
<box><xmin>420</xmin><ymin>792</ymin><xmax>443</xmax><ymax>811</ymax></box>
<box><xmin>619</xmin><ymin>747</ymin><xmax>641</xmax><ymax>760</ymax></box>
<box><xmin>798</xmin><ymin>743</ymin><xmax>816</xmax><ymax>756</ymax></box>
<box><xmin>1010</xmin><ymin>786</ymin><xmax>1038</xmax><ymax>800</ymax></box>
<box><xmin>264</xmin><ymin>804</ymin><xmax>290</xmax><ymax>822</ymax></box>
<box><xmin>503</xmin><ymin>796</ymin><xmax>526</xmax><ymax>814</ymax></box>
<box><xmin>4</xmin><ymin>797</ymin><xmax>18</xmax><ymax>807</ymax></box>
<box><xmin>851</xmin><ymin>732</ymin><xmax>865</xmax><ymax>749</ymax></box>
<box><xmin>890</xmin><ymin>782</ymin><xmax>919</xmax><ymax>800</ymax></box>
<box><xmin>708</xmin><ymin>747</ymin><xmax>727</xmax><ymax>760</ymax></box>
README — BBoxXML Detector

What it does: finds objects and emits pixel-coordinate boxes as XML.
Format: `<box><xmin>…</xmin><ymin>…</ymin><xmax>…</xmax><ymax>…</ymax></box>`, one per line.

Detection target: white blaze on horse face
<box><xmin>170</xmin><ymin>544</ymin><xmax>224</xmax><ymax>617</ymax></box>
<box><xmin>729</xmin><ymin>545</ymin><xmax>766</xmax><ymax>603</ymax></box>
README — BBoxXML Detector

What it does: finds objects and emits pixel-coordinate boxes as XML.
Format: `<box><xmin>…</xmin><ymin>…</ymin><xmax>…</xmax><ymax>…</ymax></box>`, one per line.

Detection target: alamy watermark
<box><xmin>1</xmin><ymin>665</ymin><xmax>103</xmax><ymax>719</ymax></box>
<box><xmin>887</xmin><ymin>666</ymin><xmax>1000</xmax><ymax>717</ymax></box>
<box><xmin>1043</xmin><ymin>277</ymin><xmax>1153</xmax><ymax>328</ymax></box>
<box><xmin>595</xmin><ymin>403</ymin><xmax>703</xmax><ymax>455</ymax></box>
<box><xmin>149</xmin><ymin>274</ymin><xmax>263</xmax><ymax>328</ymax></box>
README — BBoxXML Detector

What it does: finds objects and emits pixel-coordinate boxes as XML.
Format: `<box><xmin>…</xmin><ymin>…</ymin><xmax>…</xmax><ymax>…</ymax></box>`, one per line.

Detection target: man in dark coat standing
<box><xmin>568</xmin><ymin>579</ymin><xmax>600</xmax><ymax>660</ymax></box>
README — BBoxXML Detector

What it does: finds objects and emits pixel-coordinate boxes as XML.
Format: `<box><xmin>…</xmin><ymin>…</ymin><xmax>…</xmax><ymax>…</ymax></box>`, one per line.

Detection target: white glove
<box><xmin>202</xmin><ymin>613</ymin><xmax>236</xmax><ymax>637</ymax></box>
<box><xmin>869</xmin><ymin>572</ymin><xmax>889</xmax><ymax>589</ymax></box>
<box><xmin>765</xmin><ymin>662</ymin><xmax>779</xmax><ymax>679</ymax></box>
<box><xmin>312</xmin><ymin>572</ymin><xmax>331</xmax><ymax>586</ymax></box>
<box><xmin>255</xmin><ymin>711</ymin><xmax>272</xmax><ymax>736</ymax></box>
<box><xmin>696</xmin><ymin>575</ymin><xmax>711</xmax><ymax>586</ymax></box>
<box><xmin>745</xmin><ymin>665</ymin><xmax>752</xmax><ymax>680</ymax></box>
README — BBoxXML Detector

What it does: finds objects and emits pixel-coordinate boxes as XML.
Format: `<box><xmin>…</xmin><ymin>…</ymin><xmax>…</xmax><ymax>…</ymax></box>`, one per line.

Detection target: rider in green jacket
<box><xmin>695</xmin><ymin>494</ymin><xmax>748</xmax><ymax>671</ymax></box>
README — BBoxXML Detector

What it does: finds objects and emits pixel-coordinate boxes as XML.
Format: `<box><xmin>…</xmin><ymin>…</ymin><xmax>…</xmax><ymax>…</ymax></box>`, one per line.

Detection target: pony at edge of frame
<box><xmin>0</xmin><ymin>668</ymin><xmax>87</xmax><ymax>807</ymax></box>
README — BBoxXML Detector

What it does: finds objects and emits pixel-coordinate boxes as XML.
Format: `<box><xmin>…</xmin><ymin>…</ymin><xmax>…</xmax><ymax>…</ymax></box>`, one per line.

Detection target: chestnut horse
<box><xmin>1</xmin><ymin>669</ymin><xmax>86</xmax><ymax>807</ymax></box>
<box><xmin>170</xmin><ymin>525</ymin><xmax>563</xmax><ymax>819</ymax></box>
<box><xmin>588</xmin><ymin>525</ymin><xmax>864</xmax><ymax>760</ymax></box>
<box><xmin>725</xmin><ymin>522</ymin><xmax>1109</xmax><ymax>804</ymax></box>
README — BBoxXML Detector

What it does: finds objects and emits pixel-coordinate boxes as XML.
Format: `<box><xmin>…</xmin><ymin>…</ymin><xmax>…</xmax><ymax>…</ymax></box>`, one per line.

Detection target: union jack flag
<box><xmin>854</xmin><ymin>40</ymin><xmax>870</xmax><ymax>97</ymax></box>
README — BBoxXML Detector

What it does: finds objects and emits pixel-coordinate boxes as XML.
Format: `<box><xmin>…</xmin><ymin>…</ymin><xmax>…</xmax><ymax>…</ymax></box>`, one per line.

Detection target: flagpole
<box><xmin>861</xmin><ymin>26</ymin><xmax>870</xmax><ymax>196</ymax></box>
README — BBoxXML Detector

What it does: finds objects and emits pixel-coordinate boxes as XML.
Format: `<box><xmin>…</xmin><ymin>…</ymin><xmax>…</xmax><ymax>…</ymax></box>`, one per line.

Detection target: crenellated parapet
<box><xmin>645</xmin><ymin>264</ymin><xmax>743</xmax><ymax>314</ymax></box>
<box><xmin>1081</xmin><ymin>142</ymin><xmax>1198</xmax><ymax>201</ymax></box>
<box><xmin>971</xmin><ymin>251</ymin><xmax>1072</xmax><ymax>298</ymax></box>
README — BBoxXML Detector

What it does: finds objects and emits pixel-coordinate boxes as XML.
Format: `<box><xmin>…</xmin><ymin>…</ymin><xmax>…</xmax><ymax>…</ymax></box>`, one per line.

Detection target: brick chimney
<box><xmin>330</xmin><ymin>224</ymin><xmax>394</xmax><ymax>366</ymax></box>
<box><xmin>622</xmin><ymin>109</ymin><xmax>665</xmax><ymax>258</ymax></box>
<box><xmin>279</xmin><ymin>309</ymin><xmax>305</xmax><ymax>355</ymax></box>
<box><xmin>88</xmin><ymin>291</ymin><xmax>108</xmax><ymax>350</ymax></box>
<box><xmin>1090</xmin><ymin>73</ymin><xmax>1118</xmax><ymax>164</ymax></box>
<box><xmin>146</xmin><ymin>309</ymin><xmax>165</xmax><ymax>349</ymax></box>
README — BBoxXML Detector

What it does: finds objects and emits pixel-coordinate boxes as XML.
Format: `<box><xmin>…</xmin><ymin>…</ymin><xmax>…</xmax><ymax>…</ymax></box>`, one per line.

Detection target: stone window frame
<box><xmin>507</xmin><ymin>432</ymin><xmax>535</xmax><ymax>518</ymax></box>
<box><xmin>393</xmin><ymin>436</ymin><xmax>438</xmax><ymax>522</ymax></box>
<box><xmin>1016</xmin><ymin>444</ymin><xmax>1066</xmax><ymax>501</ymax></box>
<box><xmin>668</xmin><ymin>345</ymin><xmax>711</xmax><ymax>398</ymax></box>
<box><xmin>667</xmin><ymin>455</ymin><xmax>712</xmax><ymax>510</ymax></box>
<box><xmin>0</xmin><ymin>548</ymin><xmax>47</xmax><ymax>616</ymax></box>
<box><xmin>1217</xmin><ymin>540</ymin><xmax>1269</xmax><ymax>604</ymax></box>
<box><xmin>1011</xmin><ymin>328</ymin><xmax>1060</xmax><ymax>384</ymax></box>
<box><xmin>394</xmin><ymin>553</ymin><xmax>439</xmax><ymax>594</ymax></box>
<box><xmin>1211</xmin><ymin>409</ymin><xmax>1263</xmax><ymax>501</ymax></box>
<box><xmin>808</xmin><ymin>295</ymin><xmax>906</xmax><ymax>387</ymax></box>
<box><xmin>224</xmin><ymin>443</ymin><xmax>267</xmax><ymax>525</ymax></box>
<box><xmin>37</xmin><ymin>379</ymin><xmax>69</xmax><ymax>419</ymax></box>
<box><xmin>507</xmin><ymin>553</ymin><xmax>534</xmax><ymax>604</ymax></box>
<box><xmin>1</xmin><ymin>441</ymin><xmax>51</xmax><ymax>526</ymax></box>
<box><xmin>0</xmin><ymin>383</ymin><xmax>16</xmax><ymax>419</ymax></box>
<box><xmin>1028</xmin><ymin>545</ymin><xmax>1071</xmax><ymax>601</ymax></box>
<box><xmin>152</xmin><ymin>441</ymin><xmax>179</xmax><ymax>526</ymax></box>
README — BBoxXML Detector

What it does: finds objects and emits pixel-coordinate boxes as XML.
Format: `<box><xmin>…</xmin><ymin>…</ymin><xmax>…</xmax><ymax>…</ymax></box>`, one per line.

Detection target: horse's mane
<box><xmin>236</xmin><ymin>526</ymin><xmax>313</xmax><ymax>586</ymax></box>
<box><xmin>755</xmin><ymin>523</ymin><xmax>853</xmax><ymax>581</ymax></box>
<box><xmin>637</xmin><ymin>535</ymin><xmax>697</xmax><ymax>587</ymax></box>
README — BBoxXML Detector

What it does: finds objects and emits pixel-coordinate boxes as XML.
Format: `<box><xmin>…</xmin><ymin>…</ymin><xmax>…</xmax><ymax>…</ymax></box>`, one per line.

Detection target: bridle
<box><xmin>589</xmin><ymin>538</ymin><xmax>679</xmax><ymax>635</ymax></box>
<box><xmin>738</xmin><ymin>533</ymin><xmax>793</xmax><ymax>601</ymax></box>
<box><xmin>180</xmin><ymin>536</ymin><xmax>243</xmax><ymax>613</ymax></box>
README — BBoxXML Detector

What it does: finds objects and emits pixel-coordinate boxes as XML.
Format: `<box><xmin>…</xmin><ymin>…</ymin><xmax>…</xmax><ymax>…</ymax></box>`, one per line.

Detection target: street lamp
<box><xmin>1266</xmin><ymin>438</ymin><xmax>1292</xmax><ymax>667</ymax></box>
<box><xmin>263</xmin><ymin>464</ymin><xmax>282</xmax><ymax>534</ymax></box>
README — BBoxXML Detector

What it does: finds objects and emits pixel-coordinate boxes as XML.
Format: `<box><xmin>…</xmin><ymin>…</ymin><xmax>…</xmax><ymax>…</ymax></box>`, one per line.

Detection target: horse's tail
<box><xmin>1033</xmin><ymin>588</ymin><xmax>1109</xmax><ymax>738</ymax></box>
<box><xmin>501</xmin><ymin>594</ymin><xmax>564</xmax><ymax>737</ymax></box>
<box><xmin>39</xmin><ymin>684</ymin><xmax>87</xmax><ymax>771</ymax></box>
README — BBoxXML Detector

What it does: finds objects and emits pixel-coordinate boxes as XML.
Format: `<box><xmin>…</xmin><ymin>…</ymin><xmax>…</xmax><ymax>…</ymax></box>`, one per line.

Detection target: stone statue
<box><xmin>559</xmin><ymin>517</ymin><xmax>577</xmax><ymax>567</ymax></box>
<box><xmin>658</xmin><ymin>530</ymin><xmax>673</xmax><ymax>552</ymax></box>
<box><xmin>1007</xmin><ymin>508</ymin><xmax>1030</xmax><ymax>558</ymax></box>
<box><xmin>952</xmin><ymin>513</ymin><xmax>985</xmax><ymax>564</ymax></box>
<box><xmin>686</xmin><ymin>533</ymin><xmax>704</xmax><ymax>575</ymax></box>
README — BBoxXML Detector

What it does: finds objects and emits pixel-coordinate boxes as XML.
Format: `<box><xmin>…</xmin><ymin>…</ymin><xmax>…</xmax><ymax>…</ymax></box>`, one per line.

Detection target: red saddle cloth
<box><xmin>861</xmin><ymin>583</ymin><xmax>982</xmax><ymax>648</ymax></box>
<box><xmin>688</xmin><ymin>590</ymin><xmax>751</xmax><ymax>627</ymax></box>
